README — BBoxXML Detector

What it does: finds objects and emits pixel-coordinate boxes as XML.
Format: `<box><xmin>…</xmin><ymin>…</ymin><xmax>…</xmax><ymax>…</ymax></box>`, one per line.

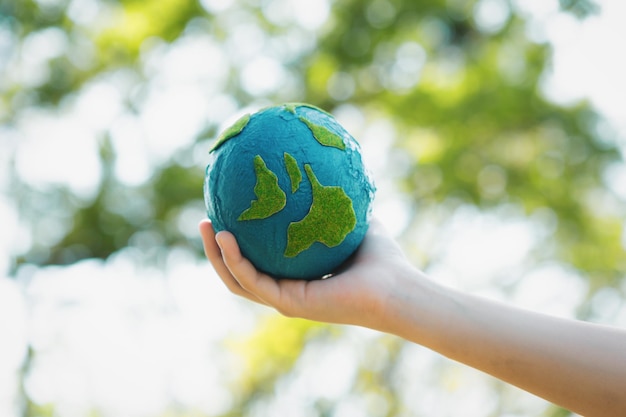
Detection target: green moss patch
<box><xmin>211</xmin><ymin>113</ymin><xmax>251</xmax><ymax>152</ymax></box>
<box><xmin>284</xmin><ymin>152</ymin><xmax>302</xmax><ymax>193</ymax></box>
<box><xmin>239</xmin><ymin>155</ymin><xmax>287</xmax><ymax>221</ymax></box>
<box><xmin>284</xmin><ymin>103</ymin><xmax>332</xmax><ymax>116</ymax></box>
<box><xmin>299</xmin><ymin>117</ymin><xmax>346</xmax><ymax>150</ymax></box>
<box><xmin>284</xmin><ymin>164</ymin><xmax>356</xmax><ymax>257</ymax></box>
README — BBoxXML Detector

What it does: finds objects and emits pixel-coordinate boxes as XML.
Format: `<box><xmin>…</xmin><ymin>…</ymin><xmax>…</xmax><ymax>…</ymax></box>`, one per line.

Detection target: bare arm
<box><xmin>388</xmin><ymin>280</ymin><xmax>626</xmax><ymax>416</ymax></box>
<box><xmin>199</xmin><ymin>219</ymin><xmax>626</xmax><ymax>417</ymax></box>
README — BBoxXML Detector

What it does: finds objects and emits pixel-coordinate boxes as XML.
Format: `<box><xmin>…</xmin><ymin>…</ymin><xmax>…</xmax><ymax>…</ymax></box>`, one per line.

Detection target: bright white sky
<box><xmin>1</xmin><ymin>1</ymin><xmax>625</xmax><ymax>416</ymax></box>
<box><xmin>541</xmin><ymin>0</ymin><xmax>626</xmax><ymax>127</ymax></box>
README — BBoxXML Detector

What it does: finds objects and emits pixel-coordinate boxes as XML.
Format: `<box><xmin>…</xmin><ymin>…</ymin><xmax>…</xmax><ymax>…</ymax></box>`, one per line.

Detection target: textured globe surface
<box><xmin>204</xmin><ymin>103</ymin><xmax>375</xmax><ymax>280</ymax></box>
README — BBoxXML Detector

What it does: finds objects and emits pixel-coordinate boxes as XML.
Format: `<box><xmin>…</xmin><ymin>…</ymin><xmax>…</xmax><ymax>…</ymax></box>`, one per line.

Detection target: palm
<box><xmin>199</xmin><ymin>218</ymin><xmax>409</xmax><ymax>328</ymax></box>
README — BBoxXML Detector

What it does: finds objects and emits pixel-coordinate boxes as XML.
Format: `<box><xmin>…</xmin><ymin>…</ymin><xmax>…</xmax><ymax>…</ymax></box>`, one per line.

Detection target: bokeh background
<box><xmin>1</xmin><ymin>0</ymin><xmax>625</xmax><ymax>416</ymax></box>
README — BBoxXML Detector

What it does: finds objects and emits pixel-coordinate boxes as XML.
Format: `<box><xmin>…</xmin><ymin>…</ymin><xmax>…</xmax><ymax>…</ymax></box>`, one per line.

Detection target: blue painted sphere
<box><xmin>204</xmin><ymin>104</ymin><xmax>375</xmax><ymax>280</ymax></box>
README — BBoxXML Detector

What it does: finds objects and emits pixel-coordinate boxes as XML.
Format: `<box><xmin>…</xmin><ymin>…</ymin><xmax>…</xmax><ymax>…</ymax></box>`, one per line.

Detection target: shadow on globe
<box><xmin>204</xmin><ymin>103</ymin><xmax>376</xmax><ymax>280</ymax></box>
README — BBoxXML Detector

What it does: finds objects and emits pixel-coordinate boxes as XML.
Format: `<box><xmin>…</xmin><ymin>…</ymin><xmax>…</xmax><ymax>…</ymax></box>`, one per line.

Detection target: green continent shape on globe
<box><xmin>211</xmin><ymin>113</ymin><xmax>250</xmax><ymax>152</ymax></box>
<box><xmin>284</xmin><ymin>102</ymin><xmax>333</xmax><ymax>117</ymax></box>
<box><xmin>299</xmin><ymin>117</ymin><xmax>346</xmax><ymax>150</ymax></box>
<box><xmin>284</xmin><ymin>164</ymin><xmax>356</xmax><ymax>257</ymax></box>
<box><xmin>238</xmin><ymin>155</ymin><xmax>287</xmax><ymax>221</ymax></box>
<box><xmin>284</xmin><ymin>152</ymin><xmax>302</xmax><ymax>193</ymax></box>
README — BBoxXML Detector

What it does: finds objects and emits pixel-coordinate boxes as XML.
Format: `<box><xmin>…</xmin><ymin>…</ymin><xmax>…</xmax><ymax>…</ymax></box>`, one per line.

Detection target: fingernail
<box><xmin>215</xmin><ymin>233</ymin><xmax>224</xmax><ymax>250</ymax></box>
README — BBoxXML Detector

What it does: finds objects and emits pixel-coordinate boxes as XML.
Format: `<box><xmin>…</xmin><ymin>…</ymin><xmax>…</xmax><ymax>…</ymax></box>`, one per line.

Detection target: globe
<box><xmin>204</xmin><ymin>103</ymin><xmax>375</xmax><ymax>280</ymax></box>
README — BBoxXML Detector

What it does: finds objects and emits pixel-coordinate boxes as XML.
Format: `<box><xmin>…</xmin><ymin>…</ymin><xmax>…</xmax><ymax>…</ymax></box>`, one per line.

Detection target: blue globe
<box><xmin>204</xmin><ymin>103</ymin><xmax>375</xmax><ymax>280</ymax></box>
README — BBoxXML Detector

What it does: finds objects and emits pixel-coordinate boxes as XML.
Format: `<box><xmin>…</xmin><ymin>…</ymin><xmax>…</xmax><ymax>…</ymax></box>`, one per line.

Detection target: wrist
<box><xmin>381</xmin><ymin>267</ymin><xmax>459</xmax><ymax>348</ymax></box>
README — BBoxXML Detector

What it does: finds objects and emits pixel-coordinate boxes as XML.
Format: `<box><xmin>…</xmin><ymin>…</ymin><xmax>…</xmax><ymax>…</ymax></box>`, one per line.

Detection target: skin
<box><xmin>199</xmin><ymin>218</ymin><xmax>626</xmax><ymax>417</ymax></box>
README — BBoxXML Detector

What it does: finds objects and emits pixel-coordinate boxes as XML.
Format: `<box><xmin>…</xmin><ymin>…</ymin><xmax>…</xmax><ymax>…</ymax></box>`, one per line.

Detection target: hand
<box><xmin>198</xmin><ymin>218</ymin><xmax>420</xmax><ymax>329</ymax></box>
<box><xmin>199</xmin><ymin>218</ymin><xmax>626</xmax><ymax>417</ymax></box>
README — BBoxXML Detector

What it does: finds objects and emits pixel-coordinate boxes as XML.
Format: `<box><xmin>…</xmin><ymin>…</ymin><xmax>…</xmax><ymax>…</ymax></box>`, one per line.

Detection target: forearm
<box><xmin>383</xmin><ymin>270</ymin><xmax>626</xmax><ymax>417</ymax></box>
<box><xmin>202</xmin><ymin>218</ymin><xmax>626</xmax><ymax>415</ymax></box>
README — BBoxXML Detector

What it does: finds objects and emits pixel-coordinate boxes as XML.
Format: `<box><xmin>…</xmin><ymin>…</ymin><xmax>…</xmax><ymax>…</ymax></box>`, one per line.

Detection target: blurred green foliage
<box><xmin>2</xmin><ymin>0</ymin><xmax>623</xmax><ymax>416</ymax></box>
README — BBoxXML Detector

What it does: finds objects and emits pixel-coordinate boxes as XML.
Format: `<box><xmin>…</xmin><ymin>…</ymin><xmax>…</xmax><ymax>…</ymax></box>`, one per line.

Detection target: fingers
<box><xmin>215</xmin><ymin>231</ymin><xmax>283</xmax><ymax>308</ymax></box>
<box><xmin>198</xmin><ymin>220</ymin><xmax>268</xmax><ymax>306</ymax></box>
<box><xmin>198</xmin><ymin>220</ymin><xmax>232</xmax><ymax>280</ymax></box>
